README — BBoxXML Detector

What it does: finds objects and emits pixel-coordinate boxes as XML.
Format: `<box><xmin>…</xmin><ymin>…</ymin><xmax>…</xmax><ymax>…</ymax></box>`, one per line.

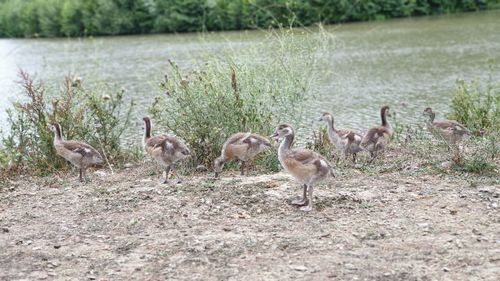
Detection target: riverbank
<box><xmin>1</xmin><ymin>161</ymin><xmax>498</xmax><ymax>280</ymax></box>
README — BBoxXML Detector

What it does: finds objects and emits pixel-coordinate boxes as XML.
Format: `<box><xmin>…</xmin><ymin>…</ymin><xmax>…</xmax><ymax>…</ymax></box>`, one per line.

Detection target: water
<box><xmin>1</xmin><ymin>11</ymin><xmax>499</xmax><ymax>137</ymax></box>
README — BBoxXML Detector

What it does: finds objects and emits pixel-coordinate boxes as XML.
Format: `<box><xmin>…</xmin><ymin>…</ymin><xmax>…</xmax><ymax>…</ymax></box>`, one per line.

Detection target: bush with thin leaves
<box><xmin>1</xmin><ymin>71</ymin><xmax>135</xmax><ymax>175</ymax></box>
<box><xmin>149</xmin><ymin>28</ymin><xmax>332</xmax><ymax>171</ymax></box>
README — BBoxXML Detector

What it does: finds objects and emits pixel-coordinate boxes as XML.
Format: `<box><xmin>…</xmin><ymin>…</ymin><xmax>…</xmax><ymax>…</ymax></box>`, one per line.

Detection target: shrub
<box><xmin>1</xmin><ymin>70</ymin><xmax>135</xmax><ymax>175</ymax></box>
<box><xmin>447</xmin><ymin>77</ymin><xmax>499</xmax><ymax>171</ymax></box>
<box><xmin>149</xmin><ymin>28</ymin><xmax>331</xmax><ymax>171</ymax></box>
<box><xmin>448</xmin><ymin>78</ymin><xmax>499</xmax><ymax>135</ymax></box>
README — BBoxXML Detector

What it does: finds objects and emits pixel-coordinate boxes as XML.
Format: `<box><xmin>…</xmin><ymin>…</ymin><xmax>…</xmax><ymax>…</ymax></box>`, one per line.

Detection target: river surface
<box><xmin>1</xmin><ymin>10</ymin><xmax>499</xmax><ymax>138</ymax></box>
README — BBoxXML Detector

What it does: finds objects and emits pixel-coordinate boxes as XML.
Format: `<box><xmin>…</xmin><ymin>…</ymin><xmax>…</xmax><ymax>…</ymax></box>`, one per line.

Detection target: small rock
<box><xmin>449</xmin><ymin>209</ymin><xmax>458</xmax><ymax>215</ymax></box>
<box><xmin>54</xmin><ymin>245</ymin><xmax>61</xmax><ymax>249</ymax></box>
<box><xmin>1</xmin><ymin>228</ymin><xmax>9</xmax><ymax>233</ymax></box>
<box><xmin>26</xmin><ymin>240</ymin><xmax>33</xmax><ymax>245</ymax></box>
<box><xmin>472</xmin><ymin>228</ymin><xmax>482</xmax><ymax>235</ymax></box>
<box><xmin>94</xmin><ymin>170</ymin><xmax>107</xmax><ymax>177</ymax></box>
<box><xmin>124</xmin><ymin>163</ymin><xmax>134</xmax><ymax>168</ymax></box>
<box><xmin>196</xmin><ymin>165</ymin><xmax>208</xmax><ymax>172</ymax></box>
<box><xmin>290</xmin><ymin>265</ymin><xmax>308</xmax><ymax>272</ymax></box>
<box><xmin>443</xmin><ymin>267</ymin><xmax>450</xmax><ymax>272</ymax></box>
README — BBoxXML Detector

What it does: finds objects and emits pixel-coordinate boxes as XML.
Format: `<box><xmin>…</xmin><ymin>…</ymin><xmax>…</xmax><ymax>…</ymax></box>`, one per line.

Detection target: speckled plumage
<box><xmin>214</xmin><ymin>132</ymin><xmax>271</xmax><ymax>178</ymax></box>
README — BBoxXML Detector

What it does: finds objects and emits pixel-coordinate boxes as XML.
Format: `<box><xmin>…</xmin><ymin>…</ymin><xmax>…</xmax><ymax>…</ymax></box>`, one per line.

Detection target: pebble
<box><xmin>94</xmin><ymin>171</ymin><xmax>107</xmax><ymax>177</ymax></box>
<box><xmin>290</xmin><ymin>265</ymin><xmax>308</xmax><ymax>272</ymax></box>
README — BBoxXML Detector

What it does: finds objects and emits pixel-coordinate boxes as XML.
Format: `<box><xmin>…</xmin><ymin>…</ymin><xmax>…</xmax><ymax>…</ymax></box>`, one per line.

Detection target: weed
<box><xmin>150</xmin><ymin>28</ymin><xmax>331</xmax><ymax>171</ymax></box>
<box><xmin>1</xmin><ymin>71</ymin><xmax>136</xmax><ymax>175</ymax></box>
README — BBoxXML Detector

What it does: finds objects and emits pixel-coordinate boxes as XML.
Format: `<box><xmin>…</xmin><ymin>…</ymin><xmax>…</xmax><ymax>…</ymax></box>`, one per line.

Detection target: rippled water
<box><xmin>1</xmin><ymin>11</ymin><xmax>499</xmax><ymax>137</ymax></box>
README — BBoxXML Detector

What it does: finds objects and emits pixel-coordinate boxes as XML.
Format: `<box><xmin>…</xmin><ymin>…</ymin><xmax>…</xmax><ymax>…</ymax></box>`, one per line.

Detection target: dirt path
<box><xmin>0</xmin><ymin>166</ymin><xmax>499</xmax><ymax>280</ymax></box>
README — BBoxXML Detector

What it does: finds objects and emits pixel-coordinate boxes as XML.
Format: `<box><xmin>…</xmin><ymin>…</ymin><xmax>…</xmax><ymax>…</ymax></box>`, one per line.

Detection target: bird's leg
<box><xmin>291</xmin><ymin>184</ymin><xmax>308</xmax><ymax>206</ymax></box>
<box><xmin>162</xmin><ymin>166</ymin><xmax>171</xmax><ymax>184</ymax></box>
<box><xmin>240</xmin><ymin>161</ymin><xmax>246</xmax><ymax>176</ymax></box>
<box><xmin>369</xmin><ymin>151</ymin><xmax>377</xmax><ymax>163</ymax></box>
<box><xmin>83</xmin><ymin>168</ymin><xmax>90</xmax><ymax>183</ymax></box>
<box><xmin>330</xmin><ymin>149</ymin><xmax>337</xmax><ymax>160</ymax></box>
<box><xmin>300</xmin><ymin>185</ymin><xmax>314</xmax><ymax>212</ymax></box>
<box><xmin>79</xmin><ymin>168</ymin><xmax>84</xmax><ymax>182</ymax></box>
<box><xmin>171</xmin><ymin>165</ymin><xmax>183</xmax><ymax>184</ymax></box>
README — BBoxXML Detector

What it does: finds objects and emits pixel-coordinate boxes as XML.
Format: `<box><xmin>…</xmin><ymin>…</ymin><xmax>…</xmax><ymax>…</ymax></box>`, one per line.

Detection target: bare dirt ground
<box><xmin>0</xmin><ymin>164</ymin><xmax>499</xmax><ymax>281</ymax></box>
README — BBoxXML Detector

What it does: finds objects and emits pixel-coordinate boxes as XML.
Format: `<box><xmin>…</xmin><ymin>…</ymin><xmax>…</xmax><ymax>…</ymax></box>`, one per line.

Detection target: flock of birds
<box><xmin>48</xmin><ymin>106</ymin><xmax>471</xmax><ymax>211</ymax></box>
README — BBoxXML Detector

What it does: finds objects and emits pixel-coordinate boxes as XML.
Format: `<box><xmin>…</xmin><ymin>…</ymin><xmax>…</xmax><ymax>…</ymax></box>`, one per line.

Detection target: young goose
<box><xmin>49</xmin><ymin>123</ymin><xmax>103</xmax><ymax>183</ymax></box>
<box><xmin>271</xmin><ymin>124</ymin><xmax>333</xmax><ymax>212</ymax></box>
<box><xmin>143</xmin><ymin>117</ymin><xmax>190</xmax><ymax>184</ymax></box>
<box><xmin>360</xmin><ymin>105</ymin><xmax>393</xmax><ymax>162</ymax></box>
<box><xmin>319</xmin><ymin>112</ymin><xmax>362</xmax><ymax>162</ymax></box>
<box><xmin>214</xmin><ymin>132</ymin><xmax>272</xmax><ymax>178</ymax></box>
<box><xmin>423</xmin><ymin>107</ymin><xmax>470</xmax><ymax>145</ymax></box>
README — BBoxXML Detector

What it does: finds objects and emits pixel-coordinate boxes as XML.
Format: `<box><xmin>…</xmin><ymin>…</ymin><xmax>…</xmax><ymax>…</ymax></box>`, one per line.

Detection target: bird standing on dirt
<box><xmin>142</xmin><ymin>117</ymin><xmax>190</xmax><ymax>184</ymax></box>
<box><xmin>360</xmin><ymin>105</ymin><xmax>393</xmax><ymax>162</ymax></box>
<box><xmin>319</xmin><ymin>112</ymin><xmax>362</xmax><ymax>162</ymax></box>
<box><xmin>271</xmin><ymin>124</ymin><xmax>334</xmax><ymax>212</ymax></box>
<box><xmin>214</xmin><ymin>132</ymin><xmax>272</xmax><ymax>178</ymax></box>
<box><xmin>423</xmin><ymin>107</ymin><xmax>470</xmax><ymax>163</ymax></box>
<box><xmin>49</xmin><ymin>123</ymin><xmax>103</xmax><ymax>183</ymax></box>
<box><xmin>423</xmin><ymin>107</ymin><xmax>470</xmax><ymax>146</ymax></box>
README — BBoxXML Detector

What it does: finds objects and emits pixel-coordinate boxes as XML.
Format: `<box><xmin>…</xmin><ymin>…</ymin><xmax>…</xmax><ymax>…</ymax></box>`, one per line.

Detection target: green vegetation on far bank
<box><xmin>0</xmin><ymin>0</ymin><xmax>498</xmax><ymax>38</ymax></box>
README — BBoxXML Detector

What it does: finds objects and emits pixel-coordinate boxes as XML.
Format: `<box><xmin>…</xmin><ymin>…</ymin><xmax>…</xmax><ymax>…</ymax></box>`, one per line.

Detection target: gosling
<box><xmin>214</xmin><ymin>132</ymin><xmax>271</xmax><ymax>178</ymax></box>
<box><xmin>360</xmin><ymin>105</ymin><xmax>393</xmax><ymax>162</ymax></box>
<box><xmin>49</xmin><ymin>123</ymin><xmax>103</xmax><ymax>183</ymax></box>
<box><xmin>143</xmin><ymin>117</ymin><xmax>190</xmax><ymax>184</ymax></box>
<box><xmin>319</xmin><ymin>112</ymin><xmax>362</xmax><ymax>162</ymax></box>
<box><xmin>271</xmin><ymin>124</ymin><xmax>333</xmax><ymax>212</ymax></box>
<box><xmin>423</xmin><ymin>107</ymin><xmax>470</xmax><ymax>146</ymax></box>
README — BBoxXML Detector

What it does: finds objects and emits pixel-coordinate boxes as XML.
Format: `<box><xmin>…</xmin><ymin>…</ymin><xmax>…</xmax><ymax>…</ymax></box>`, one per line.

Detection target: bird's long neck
<box><xmin>279</xmin><ymin>133</ymin><xmax>294</xmax><ymax>155</ymax></box>
<box><xmin>144</xmin><ymin>119</ymin><xmax>151</xmax><ymax>140</ymax></box>
<box><xmin>428</xmin><ymin>112</ymin><xmax>435</xmax><ymax>123</ymax></box>
<box><xmin>381</xmin><ymin>108</ymin><xmax>387</xmax><ymax>127</ymax></box>
<box><xmin>325</xmin><ymin>118</ymin><xmax>339</xmax><ymax>142</ymax></box>
<box><xmin>54</xmin><ymin>125</ymin><xmax>62</xmax><ymax>142</ymax></box>
<box><xmin>327</xmin><ymin>117</ymin><xmax>336</xmax><ymax>131</ymax></box>
<box><xmin>381</xmin><ymin>108</ymin><xmax>393</xmax><ymax>135</ymax></box>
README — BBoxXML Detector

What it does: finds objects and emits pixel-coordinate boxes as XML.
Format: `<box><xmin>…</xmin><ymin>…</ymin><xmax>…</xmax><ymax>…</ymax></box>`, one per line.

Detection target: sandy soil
<box><xmin>0</xmin><ymin>165</ymin><xmax>499</xmax><ymax>281</ymax></box>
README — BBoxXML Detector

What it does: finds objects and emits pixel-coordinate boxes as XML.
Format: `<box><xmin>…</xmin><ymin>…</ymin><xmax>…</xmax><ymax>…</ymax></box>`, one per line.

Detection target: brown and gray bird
<box><xmin>49</xmin><ymin>123</ymin><xmax>103</xmax><ymax>183</ymax></box>
<box><xmin>423</xmin><ymin>107</ymin><xmax>470</xmax><ymax>146</ymax></box>
<box><xmin>143</xmin><ymin>117</ymin><xmax>190</xmax><ymax>184</ymax></box>
<box><xmin>271</xmin><ymin>124</ymin><xmax>334</xmax><ymax>212</ymax></box>
<box><xmin>360</xmin><ymin>105</ymin><xmax>393</xmax><ymax>162</ymax></box>
<box><xmin>214</xmin><ymin>132</ymin><xmax>271</xmax><ymax>178</ymax></box>
<box><xmin>319</xmin><ymin>112</ymin><xmax>362</xmax><ymax>162</ymax></box>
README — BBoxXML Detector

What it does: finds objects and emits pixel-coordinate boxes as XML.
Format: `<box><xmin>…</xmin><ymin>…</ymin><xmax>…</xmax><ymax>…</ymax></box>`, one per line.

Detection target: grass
<box><xmin>149</xmin><ymin>27</ymin><xmax>333</xmax><ymax>171</ymax></box>
<box><xmin>0</xmin><ymin>71</ymin><xmax>137</xmax><ymax>175</ymax></box>
<box><xmin>0</xmin><ymin>30</ymin><xmax>497</xmax><ymax>181</ymax></box>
